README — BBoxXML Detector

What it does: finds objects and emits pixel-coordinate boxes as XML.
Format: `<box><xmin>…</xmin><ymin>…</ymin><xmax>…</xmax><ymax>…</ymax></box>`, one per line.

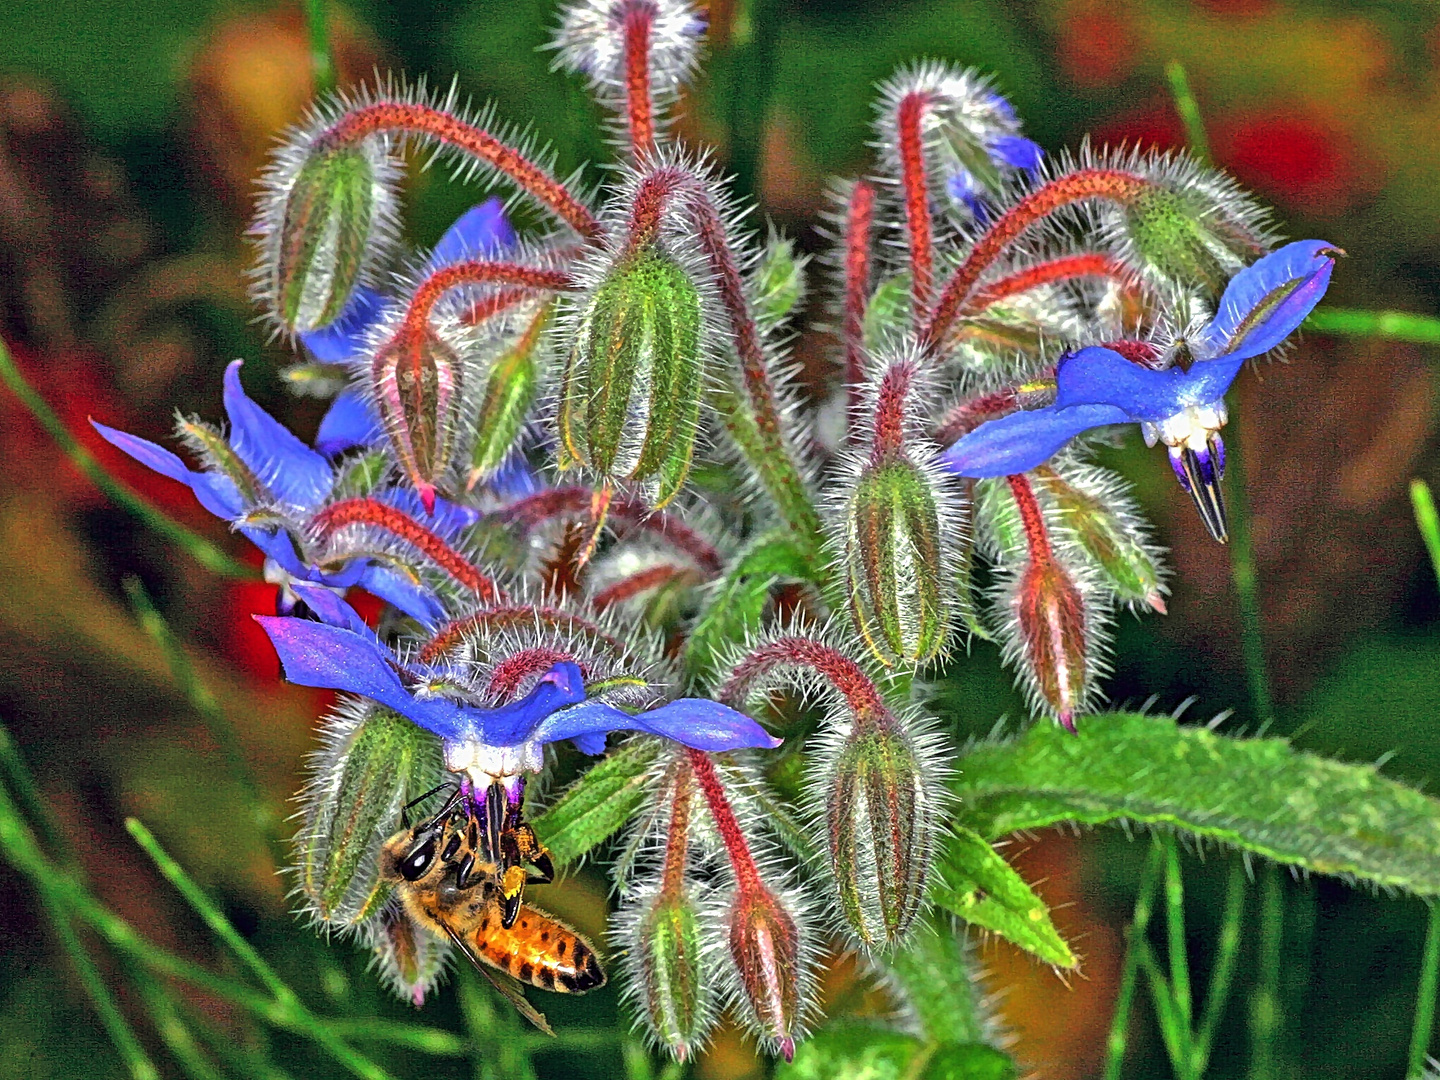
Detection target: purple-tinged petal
<box><xmin>222</xmin><ymin>361</ymin><xmax>335</xmax><ymax>510</ymax></box>
<box><xmin>287</xmin><ymin>582</ymin><xmax>375</xmax><ymax>636</ymax></box>
<box><xmin>1054</xmin><ymin>346</ymin><xmax>1246</xmax><ymax>422</ymax></box>
<box><xmin>940</xmin><ymin>401</ymin><xmax>1130</xmax><ymax>478</ymax></box>
<box><xmin>299</xmin><ymin>286</ymin><xmax>388</xmax><ymax>362</ymax></box>
<box><xmin>989</xmin><ymin>133</ymin><xmax>1043</xmax><ymax>173</ymax></box>
<box><xmin>255</xmin><ymin>614</ymin><xmax>468</xmax><ymax>739</ymax></box>
<box><xmin>474</xmin><ymin>662</ymin><xmax>588</xmax><ymax>746</ymax></box>
<box><xmin>355</xmin><ymin>564</ymin><xmax>447</xmax><ymax>627</ymax></box>
<box><xmin>315</xmin><ymin>388</ymin><xmax>382</xmax><ymax>455</ymax></box>
<box><xmin>487</xmin><ymin>452</ymin><xmax>543</xmax><ymax>500</ymax></box>
<box><xmin>91</xmin><ymin>419</ymin><xmax>244</xmax><ymax>519</ymax></box>
<box><xmin>429</xmin><ymin>198</ymin><xmax>516</xmax><ymax>266</ymax></box>
<box><xmin>1199</xmin><ymin>240</ymin><xmax>1339</xmax><ymax>361</ymax></box>
<box><xmin>242</xmin><ymin>524</ymin><xmax>309</xmax><ymax>577</ymax></box>
<box><xmin>532</xmin><ymin>697</ymin><xmax>781</xmax><ymax>754</ymax></box>
<box><xmin>379</xmin><ymin>485</ymin><xmax>481</xmax><ymax>536</ymax></box>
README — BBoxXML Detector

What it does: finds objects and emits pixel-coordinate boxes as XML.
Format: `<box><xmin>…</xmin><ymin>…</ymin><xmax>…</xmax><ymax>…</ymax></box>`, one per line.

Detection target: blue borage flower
<box><xmin>91</xmin><ymin>360</ymin><xmax>477</xmax><ymax>624</ymax></box>
<box><xmin>256</xmin><ymin>583</ymin><xmax>780</xmax><ymax>786</ymax></box>
<box><xmin>940</xmin><ymin>240</ymin><xmax>1340</xmax><ymax>541</ymax></box>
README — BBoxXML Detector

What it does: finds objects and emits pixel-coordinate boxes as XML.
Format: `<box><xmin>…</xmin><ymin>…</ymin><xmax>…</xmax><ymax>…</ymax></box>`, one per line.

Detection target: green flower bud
<box><xmin>468</xmin><ymin>302</ymin><xmax>549</xmax><ymax>490</ymax></box>
<box><xmin>271</xmin><ymin>144</ymin><xmax>387</xmax><ymax>333</ymax></box>
<box><xmin>825</xmin><ymin>722</ymin><xmax>935</xmax><ymax>949</ymax></box>
<box><xmin>1014</xmin><ymin>555</ymin><xmax>1089</xmax><ymax>732</ymax></box>
<box><xmin>559</xmin><ymin>245</ymin><xmax>704</xmax><ymax>507</ymax></box>
<box><xmin>844</xmin><ymin>458</ymin><xmax>950</xmax><ymax>667</ymax></box>
<box><xmin>754</xmin><ymin>235</ymin><xmax>805</xmax><ymax>331</ymax></box>
<box><xmin>729</xmin><ymin>885</ymin><xmax>806</xmax><ymax>1061</ymax></box>
<box><xmin>632</xmin><ymin>887</ymin><xmax>712</xmax><ymax>1061</ymax></box>
<box><xmin>1122</xmin><ymin>181</ymin><xmax>1261</xmax><ymax>296</ymax></box>
<box><xmin>295</xmin><ymin>701</ymin><xmax>445</xmax><ymax>927</ymax></box>
<box><xmin>1037</xmin><ymin>467</ymin><xmax>1166</xmax><ymax>613</ymax></box>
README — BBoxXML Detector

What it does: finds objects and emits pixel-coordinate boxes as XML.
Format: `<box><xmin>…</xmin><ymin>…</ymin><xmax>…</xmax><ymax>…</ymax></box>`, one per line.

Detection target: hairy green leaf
<box><xmin>884</xmin><ymin>915</ymin><xmax>996</xmax><ymax>1045</ymax></box>
<box><xmin>930</xmin><ymin>826</ymin><xmax>1075</xmax><ymax>967</ymax></box>
<box><xmin>953</xmin><ymin>712</ymin><xmax>1440</xmax><ymax>895</ymax></box>
<box><xmin>776</xmin><ymin>1024</ymin><xmax>1014</xmax><ymax>1080</ymax></box>
<box><xmin>533</xmin><ymin>741</ymin><xmax>659</xmax><ymax>867</ymax></box>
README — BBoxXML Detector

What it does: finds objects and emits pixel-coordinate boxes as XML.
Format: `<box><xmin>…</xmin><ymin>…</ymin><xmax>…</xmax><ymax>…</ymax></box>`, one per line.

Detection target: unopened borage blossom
<box><xmin>116</xmin><ymin>0</ymin><xmax>1354</xmax><ymax>1058</ymax></box>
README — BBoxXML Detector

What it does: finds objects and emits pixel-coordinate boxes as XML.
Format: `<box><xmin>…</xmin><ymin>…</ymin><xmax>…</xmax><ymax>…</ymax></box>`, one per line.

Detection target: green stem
<box><xmin>1193</xmin><ymin>860</ymin><xmax>1246</xmax><ymax>1074</ymax></box>
<box><xmin>123</xmin><ymin>578</ymin><xmax>276</xmax><ymax>837</ymax></box>
<box><xmin>886</xmin><ymin>914</ymin><xmax>993</xmax><ymax>1047</ymax></box>
<box><xmin>1305</xmin><ymin>307</ymin><xmax>1440</xmax><ymax>345</ymax></box>
<box><xmin>1164</xmin><ymin>61</ymin><xmax>1211</xmax><ymax>166</ymax></box>
<box><xmin>1137</xmin><ymin>940</ymin><xmax>1190</xmax><ymax>1075</ymax></box>
<box><xmin>0</xmin><ymin>721</ymin><xmax>79</xmax><ymax>873</ymax></box>
<box><xmin>1411</xmin><ymin>480</ymin><xmax>1440</xmax><ymax>583</ymax></box>
<box><xmin>304</xmin><ymin>0</ymin><xmax>336</xmax><ymax>95</ymax></box>
<box><xmin>1247</xmin><ymin>865</ymin><xmax>1283</xmax><ymax>1080</ymax></box>
<box><xmin>1104</xmin><ymin>841</ymin><xmax>1164</xmax><ymax>1080</ymax></box>
<box><xmin>1223</xmin><ymin>414</ymin><xmax>1275</xmax><ymax>730</ymax></box>
<box><xmin>128</xmin><ymin>970</ymin><xmax>226</xmax><ymax>1080</ymax></box>
<box><xmin>1410</xmin><ymin>903</ymin><xmax>1440</xmax><ymax>1077</ymax></box>
<box><xmin>0</xmin><ymin>337</ymin><xmax>252</xmax><ymax>579</ymax></box>
<box><xmin>1162</xmin><ymin>838</ymin><xmax>1195</xmax><ymax>1073</ymax></box>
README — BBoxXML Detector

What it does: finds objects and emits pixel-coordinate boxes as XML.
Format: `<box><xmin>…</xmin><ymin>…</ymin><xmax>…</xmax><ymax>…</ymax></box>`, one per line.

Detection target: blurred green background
<box><xmin>1</xmin><ymin>0</ymin><xmax>1438</xmax><ymax>1077</ymax></box>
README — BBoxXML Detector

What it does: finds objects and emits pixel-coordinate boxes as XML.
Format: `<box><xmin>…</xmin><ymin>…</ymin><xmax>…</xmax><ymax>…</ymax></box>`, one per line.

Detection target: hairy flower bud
<box><xmin>263</xmin><ymin>141</ymin><xmax>397</xmax><ymax>333</ymax></box>
<box><xmin>824</xmin><ymin>719</ymin><xmax>938</xmax><ymax>948</ymax></box>
<box><xmin>844</xmin><ymin>457</ymin><xmax>950</xmax><ymax>667</ymax></box>
<box><xmin>558</xmin><ymin>244</ymin><xmax>704</xmax><ymax>506</ymax></box>
<box><xmin>371</xmin><ymin>320</ymin><xmax>469</xmax><ymax>511</ymax></box>
<box><xmin>727</xmin><ymin>885</ymin><xmax>806</xmax><ymax>1061</ymax></box>
<box><xmin>366</xmin><ymin>903</ymin><xmax>449</xmax><ymax>1007</ymax></box>
<box><xmin>294</xmin><ymin>700</ymin><xmax>445</xmax><ymax>926</ymax></box>
<box><xmin>468</xmin><ymin>302</ymin><xmax>550</xmax><ymax>490</ymax></box>
<box><xmin>1012</xmin><ymin>555</ymin><xmax>1091</xmax><ymax>732</ymax></box>
<box><xmin>1037</xmin><ymin>467</ymin><xmax>1166</xmax><ymax>613</ymax></box>
<box><xmin>754</xmin><ymin>234</ymin><xmax>805</xmax><ymax>331</ymax></box>
<box><xmin>624</xmin><ymin>885</ymin><xmax>713</xmax><ymax>1060</ymax></box>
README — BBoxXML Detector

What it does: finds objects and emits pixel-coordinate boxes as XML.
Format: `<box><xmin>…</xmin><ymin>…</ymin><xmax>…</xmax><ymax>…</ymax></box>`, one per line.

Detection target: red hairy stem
<box><xmin>686</xmin><ymin>748</ymin><xmax>763</xmax><ymax>893</ymax></box>
<box><xmin>933</xmin><ymin>385</ymin><xmax>1028</xmax><ymax>445</ymax></box>
<box><xmin>404</xmin><ymin>261</ymin><xmax>573</xmax><ymax>332</ymax></box>
<box><xmin>718</xmin><ymin>636</ymin><xmax>888</xmax><ymax>726</ymax></box>
<box><xmin>316</xmin><ymin>102</ymin><xmax>602</xmax><ymax>239</ymax></box>
<box><xmin>417</xmin><ymin>604</ymin><xmax>624</xmax><ymax>665</ymax></box>
<box><xmin>461</xmin><ymin>286</ymin><xmax>535</xmax><ymax>326</ymax></box>
<box><xmin>896</xmin><ymin>92</ymin><xmax>934</xmax><ymax>320</ymax></box>
<box><xmin>310</xmin><ymin>497</ymin><xmax>505</xmax><ymax>604</ymax></box>
<box><xmin>965</xmin><ymin>253</ymin><xmax>1132</xmax><ymax>315</ymax></box>
<box><xmin>869</xmin><ymin>360</ymin><xmax>914</xmax><ymax>463</ymax></box>
<box><xmin>498</xmin><ymin>485</ymin><xmax>722</xmax><ymax>575</ymax></box>
<box><xmin>591</xmin><ymin>563</ymin><xmax>696</xmax><ymax>610</ymax></box>
<box><xmin>842</xmin><ymin>181</ymin><xmax>876</xmax><ymax>429</ymax></box>
<box><xmin>623</xmin><ymin>0</ymin><xmax>658</xmax><ymax>158</ymax></box>
<box><xmin>1006</xmin><ymin>473</ymin><xmax>1054</xmax><ymax>569</ymax></box>
<box><xmin>627</xmin><ymin>167</ymin><xmax>684</xmax><ymax>253</ymax></box>
<box><xmin>923</xmin><ymin>169</ymin><xmax>1154</xmax><ymax>347</ymax></box>
<box><xmin>487</xmin><ymin>647</ymin><xmax>584</xmax><ymax>701</ymax></box>
<box><xmin>660</xmin><ymin>757</ymin><xmax>693</xmax><ymax>897</ymax></box>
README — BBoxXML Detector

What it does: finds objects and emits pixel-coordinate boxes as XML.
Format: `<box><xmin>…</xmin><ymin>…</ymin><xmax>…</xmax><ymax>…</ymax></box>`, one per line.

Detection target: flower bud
<box><xmin>468</xmin><ymin>303</ymin><xmax>549</xmax><ymax>490</ymax></box>
<box><xmin>1037</xmin><ymin>467</ymin><xmax>1166</xmax><ymax>613</ymax></box>
<box><xmin>727</xmin><ymin>885</ymin><xmax>805</xmax><ymax>1061</ymax></box>
<box><xmin>843</xmin><ymin>458</ymin><xmax>950</xmax><ymax>667</ymax></box>
<box><xmin>371</xmin><ymin>321</ymin><xmax>468</xmax><ymax>511</ymax></box>
<box><xmin>295</xmin><ymin>700</ymin><xmax>444</xmax><ymax>926</ymax></box>
<box><xmin>558</xmin><ymin>244</ymin><xmax>704</xmax><ymax>507</ymax></box>
<box><xmin>626</xmin><ymin>886</ymin><xmax>714</xmax><ymax>1061</ymax></box>
<box><xmin>266</xmin><ymin>142</ymin><xmax>394</xmax><ymax>333</ymax></box>
<box><xmin>366</xmin><ymin>903</ymin><xmax>449</xmax><ymax>1007</ymax></box>
<box><xmin>754</xmin><ymin>234</ymin><xmax>804</xmax><ymax>331</ymax></box>
<box><xmin>1012</xmin><ymin>555</ymin><xmax>1090</xmax><ymax>732</ymax></box>
<box><xmin>825</xmin><ymin>721</ymin><xmax>937</xmax><ymax>948</ymax></box>
<box><xmin>1120</xmin><ymin>172</ymin><xmax>1265</xmax><ymax>295</ymax></box>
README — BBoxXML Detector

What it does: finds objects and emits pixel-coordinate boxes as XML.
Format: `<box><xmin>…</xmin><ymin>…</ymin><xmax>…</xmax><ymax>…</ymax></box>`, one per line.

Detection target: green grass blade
<box><xmin>954</xmin><ymin>712</ymin><xmax>1440</xmax><ymax>894</ymax></box>
<box><xmin>1410</xmin><ymin>904</ymin><xmax>1440</xmax><ymax>1077</ymax></box>
<box><xmin>1305</xmin><ymin>307</ymin><xmax>1440</xmax><ymax>345</ymax></box>
<box><xmin>1412</xmin><ymin>480</ymin><xmax>1440</xmax><ymax>584</ymax></box>
<box><xmin>1193</xmin><ymin>860</ymin><xmax>1246</xmax><ymax>1074</ymax></box>
<box><xmin>304</xmin><ymin>0</ymin><xmax>335</xmax><ymax>95</ymax></box>
<box><xmin>1104</xmin><ymin>841</ymin><xmax>1162</xmax><ymax>1080</ymax></box>
<box><xmin>1162</xmin><ymin>838</ymin><xmax>1195</xmax><ymax>1077</ymax></box>
<box><xmin>1248</xmin><ymin>866</ymin><xmax>1284</xmax><ymax>1080</ymax></box>
<box><xmin>1164</xmin><ymin>61</ymin><xmax>1211</xmax><ymax>165</ymax></box>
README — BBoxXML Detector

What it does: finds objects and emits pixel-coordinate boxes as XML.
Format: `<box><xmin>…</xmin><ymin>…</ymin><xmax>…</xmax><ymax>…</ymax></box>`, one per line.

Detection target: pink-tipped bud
<box><xmin>1014</xmin><ymin>555</ymin><xmax>1089</xmax><ymax>731</ymax></box>
<box><xmin>366</xmin><ymin>903</ymin><xmax>449</xmax><ymax>1007</ymax></box>
<box><xmin>625</xmin><ymin>886</ymin><xmax>713</xmax><ymax>1061</ymax></box>
<box><xmin>728</xmin><ymin>885</ymin><xmax>804</xmax><ymax>1061</ymax></box>
<box><xmin>825</xmin><ymin>720</ymin><xmax>937</xmax><ymax>948</ymax></box>
<box><xmin>371</xmin><ymin>320</ymin><xmax>468</xmax><ymax>506</ymax></box>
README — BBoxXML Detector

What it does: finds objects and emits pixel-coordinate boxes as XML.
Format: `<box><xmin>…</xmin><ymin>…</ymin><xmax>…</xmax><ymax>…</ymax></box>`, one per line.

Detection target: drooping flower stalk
<box><xmin>895</xmin><ymin>90</ymin><xmax>935</xmax><ymax>320</ymax></box>
<box><xmin>622</xmin><ymin>0</ymin><xmax>658</xmax><ymax>156</ymax></box>
<box><xmin>841</xmin><ymin>180</ymin><xmax>876</xmax><ymax>427</ymax></box>
<box><xmin>964</xmin><ymin>252</ymin><xmax>1132</xmax><ymax>315</ymax></box>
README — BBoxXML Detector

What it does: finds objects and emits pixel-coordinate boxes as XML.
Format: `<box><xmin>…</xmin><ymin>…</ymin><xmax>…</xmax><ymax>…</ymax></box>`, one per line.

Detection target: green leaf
<box><xmin>953</xmin><ymin>712</ymin><xmax>1440</xmax><ymax>895</ymax></box>
<box><xmin>533</xmin><ymin>741</ymin><xmax>659</xmax><ymax>867</ymax></box>
<box><xmin>930</xmin><ymin>826</ymin><xmax>1075</xmax><ymax>968</ymax></box>
<box><xmin>682</xmin><ymin>535</ymin><xmax>811</xmax><ymax>688</ymax></box>
<box><xmin>884</xmin><ymin>915</ymin><xmax>994</xmax><ymax>1045</ymax></box>
<box><xmin>777</xmin><ymin>1025</ymin><xmax>1014</xmax><ymax>1080</ymax></box>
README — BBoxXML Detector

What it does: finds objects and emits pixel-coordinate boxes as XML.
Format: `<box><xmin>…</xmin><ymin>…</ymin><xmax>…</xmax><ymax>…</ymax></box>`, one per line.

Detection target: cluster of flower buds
<box><xmin>90</xmin><ymin>0</ymin><xmax>1344</xmax><ymax>1058</ymax></box>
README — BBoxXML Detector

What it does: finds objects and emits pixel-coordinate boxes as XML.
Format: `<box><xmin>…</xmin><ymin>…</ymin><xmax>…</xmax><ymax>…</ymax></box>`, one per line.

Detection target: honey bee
<box><xmin>379</xmin><ymin>785</ymin><xmax>605</xmax><ymax>1030</ymax></box>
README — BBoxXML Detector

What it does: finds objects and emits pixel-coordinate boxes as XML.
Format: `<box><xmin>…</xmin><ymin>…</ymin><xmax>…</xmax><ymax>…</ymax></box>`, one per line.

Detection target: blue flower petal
<box><xmin>476</xmin><ymin>662</ymin><xmax>588</xmax><ymax>746</ymax></box>
<box><xmin>243</xmin><ymin>524</ymin><xmax>308</xmax><ymax>576</ymax></box>
<box><xmin>1053</xmin><ymin>346</ymin><xmax>1246</xmax><ymax>422</ymax></box>
<box><xmin>287</xmin><ymin>582</ymin><xmax>375</xmax><ymax>636</ymax></box>
<box><xmin>939</xmin><ymin>400</ymin><xmax>1131</xmax><ymax>478</ymax></box>
<box><xmin>989</xmin><ymin>133</ymin><xmax>1043</xmax><ymax>173</ymax></box>
<box><xmin>222</xmin><ymin>361</ymin><xmax>334</xmax><ymax>510</ymax></box>
<box><xmin>532</xmin><ymin>697</ymin><xmax>781</xmax><ymax>754</ymax></box>
<box><xmin>355</xmin><ymin>564</ymin><xmax>448</xmax><ymax>627</ymax></box>
<box><xmin>429</xmin><ymin>198</ymin><xmax>516</xmax><ymax>267</ymax></box>
<box><xmin>315</xmin><ymin>388</ymin><xmax>383</xmax><ymax>455</ymax></box>
<box><xmin>91</xmin><ymin>419</ymin><xmax>244</xmax><ymax>519</ymax></box>
<box><xmin>487</xmin><ymin>452</ymin><xmax>544</xmax><ymax>500</ymax></box>
<box><xmin>1199</xmin><ymin>239</ymin><xmax>1338</xmax><ymax>361</ymax></box>
<box><xmin>380</xmin><ymin>485</ymin><xmax>481</xmax><ymax>535</ymax></box>
<box><xmin>299</xmin><ymin>286</ymin><xmax>388</xmax><ymax>362</ymax></box>
<box><xmin>255</xmin><ymin>614</ymin><xmax>469</xmax><ymax>740</ymax></box>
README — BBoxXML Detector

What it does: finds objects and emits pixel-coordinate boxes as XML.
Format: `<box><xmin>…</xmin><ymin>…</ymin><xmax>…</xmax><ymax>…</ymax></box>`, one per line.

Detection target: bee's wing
<box><xmin>437</xmin><ymin>919</ymin><xmax>555</xmax><ymax>1037</ymax></box>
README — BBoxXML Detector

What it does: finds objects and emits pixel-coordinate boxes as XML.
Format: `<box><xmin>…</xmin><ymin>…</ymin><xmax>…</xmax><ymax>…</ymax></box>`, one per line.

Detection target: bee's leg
<box><xmin>512</xmin><ymin>823</ymin><xmax>555</xmax><ymax>883</ymax></box>
<box><xmin>500</xmin><ymin>866</ymin><xmax>526</xmax><ymax>929</ymax></box>
<box><xmin>454</xmin><ymin>852</ymin><xmax>476</xmax><ymax>890</ymax></box>
<box><xmin>526</xmin><ymin>851</ymin><xmax>555</xmax><ymax>886</ymax></box>
<box><xmin>401</xmin><ymin>782</ymin><xmax>458</xmax><ymax>828</ymax></box>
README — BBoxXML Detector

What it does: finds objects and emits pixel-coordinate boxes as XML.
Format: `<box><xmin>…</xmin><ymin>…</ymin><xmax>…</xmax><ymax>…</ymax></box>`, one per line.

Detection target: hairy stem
<box><xmin>687</xmin><ymin>748</ymin><xmax>761</xmax><ymax>893</ymax></box>
<box><xmin>896</xmin><ymin>91</ymin><xmax>934</xmax><ymax>321</ymax></box>
<box><xmin>623</xmin><ymin>0</ymin><xmax>657</xmax><ymax>157</ymax></box>
<box><xmin>843</xmin><ymin>180</ymin><xmax>877</xmax><ymax>430</ymax></box>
